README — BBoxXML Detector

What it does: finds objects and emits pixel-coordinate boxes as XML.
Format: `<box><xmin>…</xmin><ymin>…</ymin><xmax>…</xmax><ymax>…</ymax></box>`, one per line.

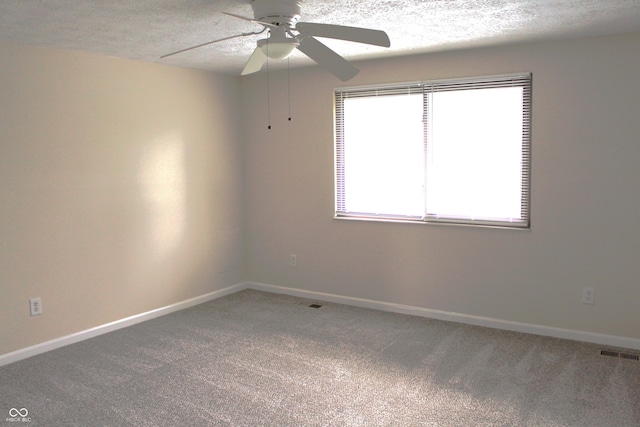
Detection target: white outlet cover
<box><xmin>30</xmin><ymin>297</ymin><xmax>42</xmax><ymax>316</ymax></box>
<box><xmin>582</xmin><ymin>287</ymin><xmax>595</xmax><ymax>305</ymax></box>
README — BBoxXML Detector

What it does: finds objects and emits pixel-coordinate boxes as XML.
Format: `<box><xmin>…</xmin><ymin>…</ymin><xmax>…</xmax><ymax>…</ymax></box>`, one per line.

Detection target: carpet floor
<box><xmin>1</xmin><ymin>289</ymin><xmax>639</xmax><ymax>426</ymax></box>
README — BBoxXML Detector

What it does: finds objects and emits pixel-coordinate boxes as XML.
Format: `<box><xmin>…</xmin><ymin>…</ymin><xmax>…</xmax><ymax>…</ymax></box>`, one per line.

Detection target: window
<box><xmin>335</xmin><ymin>73</ymin><xmax>531</xmax><ymax>228</ymax></box>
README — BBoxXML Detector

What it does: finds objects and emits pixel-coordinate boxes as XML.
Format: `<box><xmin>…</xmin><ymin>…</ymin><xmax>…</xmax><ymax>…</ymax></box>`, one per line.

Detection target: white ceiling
<box><xmin>1</xmin><ymin>0</ymin><xmax>640</xmax><ymax>76</ymax></box>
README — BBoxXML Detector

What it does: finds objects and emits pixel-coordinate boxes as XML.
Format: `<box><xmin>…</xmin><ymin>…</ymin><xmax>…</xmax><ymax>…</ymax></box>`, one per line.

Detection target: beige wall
<box><xmin>3</xmin><ymin>30</ymin><xmax>639</xmax><ymax>357</ymax></box>
<box><xmin>242</xmin><ymin>32</ymin><xmax>640</xmax><ymax>340</ymax></box>
<box><xmin>0</xmin><ymin>40</ymin><xmax>245</xmax><ymax>354</ymax></box>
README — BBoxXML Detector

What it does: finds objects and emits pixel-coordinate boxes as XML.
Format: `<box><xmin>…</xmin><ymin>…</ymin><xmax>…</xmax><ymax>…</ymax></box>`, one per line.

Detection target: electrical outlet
<box><xmin>582</xmin><ymin>287</ymin><xmax>595</xmax><ymax>305</ymax></box>
<box><xmin>30</xmin><ymin>297</ymin><xmax>42</xmax><ymax>316</ymax></box>
<box><xmin>290</xmin><ymin>254</ymin><xmax>298</xmax><ymax>267</ymax></box>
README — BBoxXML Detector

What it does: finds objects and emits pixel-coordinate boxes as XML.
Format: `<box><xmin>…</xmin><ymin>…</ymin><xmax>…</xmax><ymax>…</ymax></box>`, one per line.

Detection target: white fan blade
<box><xmin>160</xmin><ymin>32</ymin><xmax>261</xmax><ymax>58</ymax></box>
<box><xmin>296</xmin><ymin>22</ymin><xmax>390</xmax><ymax>47</ymax></box>
<box><xmin>223</xmin><ymin>12</ymin><xmax>277</xmax><ymax>28</ymax></box>
<box><xmin>297</xmin><ymin>37</ymin><xmax>359</xmax><ymax>81</ymax></box>
<box><xmin>241</xmin><ymin>47</ymin><xmax>267</xmax><ymax>75</ymax></box>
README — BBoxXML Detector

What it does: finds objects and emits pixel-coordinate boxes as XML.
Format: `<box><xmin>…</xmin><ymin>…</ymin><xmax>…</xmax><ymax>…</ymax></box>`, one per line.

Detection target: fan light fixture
<box><xmin>257</xmin><ymin>38</ymin><xmax>299</xmax><ymax>60</ymax></box>
<box><xmin>160</xmin><ymin>0</ymin><xmax>391</xmax><ymax>82</ymax></box>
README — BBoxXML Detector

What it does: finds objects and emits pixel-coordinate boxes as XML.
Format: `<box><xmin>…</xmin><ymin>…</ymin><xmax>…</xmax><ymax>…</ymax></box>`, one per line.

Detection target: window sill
<box><xmin>333</xmin><ymin>215</ymin><xmax>530</xmax><ymax>230</ymax></box>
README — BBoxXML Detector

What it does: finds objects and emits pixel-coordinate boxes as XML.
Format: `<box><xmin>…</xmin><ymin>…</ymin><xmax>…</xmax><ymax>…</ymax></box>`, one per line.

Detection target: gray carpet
<box><xmin>1</xmin><ymin>289</ymin><xmax>639</xmax><ymax>426</ymax></box>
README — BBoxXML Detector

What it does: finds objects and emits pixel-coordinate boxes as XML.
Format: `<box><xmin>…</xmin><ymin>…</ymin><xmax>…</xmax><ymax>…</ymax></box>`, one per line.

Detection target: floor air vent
<box><xmin>600</xmin><ymin>350</ymin><xmax>639</xmax><ymax>361</ymax></box>
<box><xmin>308</xmin><ymin>304</ymin><xmax>323</xmax><ymax>309</ymax></box>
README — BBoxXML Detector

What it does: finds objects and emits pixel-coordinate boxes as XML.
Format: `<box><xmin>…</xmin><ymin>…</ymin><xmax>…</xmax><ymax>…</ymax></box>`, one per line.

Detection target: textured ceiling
<box><xmin>1</xmin><ymin>0</ymin><xmax>640</xmax><ymax>76</ymax></box>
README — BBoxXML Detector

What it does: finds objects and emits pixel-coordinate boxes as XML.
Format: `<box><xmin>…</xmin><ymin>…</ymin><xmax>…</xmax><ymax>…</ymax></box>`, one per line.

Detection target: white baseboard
<box><xmin>3</xmin><ymin>280</ymin><xmax>638</xmax><ymax>367</ymax></box>
<box><xmin>0</xmin><ymin>282</ymin><xmax>248</xmax><ymax>367</ymax></box>
<box><xmin>247</xmin><ymin>282</ymin><xmax>640</xmax><ymax>351</ymax></box>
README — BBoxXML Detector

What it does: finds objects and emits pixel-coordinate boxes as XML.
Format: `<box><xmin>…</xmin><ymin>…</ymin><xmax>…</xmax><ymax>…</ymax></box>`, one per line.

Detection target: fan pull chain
<box><xmin>266</xmin><ymin>40</ymin><xmax>272</xmax><ymax>130</ymax></box>
<box><xmin>287</xmin><ymin>57</ymin><xmax>292</xmax><ymax>122</ymax></box>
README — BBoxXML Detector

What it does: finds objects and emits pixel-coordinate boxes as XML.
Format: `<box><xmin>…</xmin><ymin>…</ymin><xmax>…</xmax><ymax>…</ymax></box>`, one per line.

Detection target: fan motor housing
<box><xmin>251</xmin><ymin>0</ymin><xmax>302</xmax><ymax>27</ymax></box>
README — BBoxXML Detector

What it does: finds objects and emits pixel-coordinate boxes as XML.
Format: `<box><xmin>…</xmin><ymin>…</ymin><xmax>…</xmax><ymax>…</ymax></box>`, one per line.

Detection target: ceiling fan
<box><xmin>161</xmin><ymin>0</ymin><xmax>391</xmax><ymax>81</ymax></box>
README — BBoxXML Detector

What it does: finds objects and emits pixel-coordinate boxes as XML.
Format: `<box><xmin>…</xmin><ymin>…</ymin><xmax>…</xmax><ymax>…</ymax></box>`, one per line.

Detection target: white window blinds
<box><xmin>335</xmin><ymin>73</ymin><xmax>531</xmax><ymax>228</ymax></box>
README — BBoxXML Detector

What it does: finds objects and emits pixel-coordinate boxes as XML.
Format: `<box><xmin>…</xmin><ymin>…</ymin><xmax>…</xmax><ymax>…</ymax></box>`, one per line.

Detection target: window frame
<box><xmin>334</xmin><ymin>73</ymin><xmax>532</xmax><ymax>229</ymax></box>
